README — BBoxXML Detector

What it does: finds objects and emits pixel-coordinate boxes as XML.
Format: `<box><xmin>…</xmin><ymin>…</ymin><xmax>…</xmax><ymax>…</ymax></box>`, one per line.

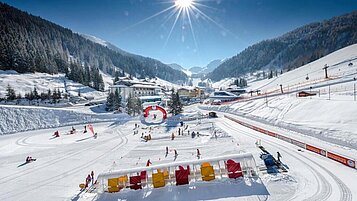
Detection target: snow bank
<box><xmin>0</xmin><ymin>105</ymin><xmax>129</xmax><ymax>135</ymax></box>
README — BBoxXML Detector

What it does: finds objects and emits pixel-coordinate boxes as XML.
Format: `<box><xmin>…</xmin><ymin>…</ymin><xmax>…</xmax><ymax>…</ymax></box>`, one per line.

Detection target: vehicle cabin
<box><xmin>208</xmin><ymin>112</ymin><xmax>218</xmax><ymax>118</ymax></box>
<box><xmin>297</xmin><ymin>91</ymin><xmax>317</xmax><ymax>97</ymax></box>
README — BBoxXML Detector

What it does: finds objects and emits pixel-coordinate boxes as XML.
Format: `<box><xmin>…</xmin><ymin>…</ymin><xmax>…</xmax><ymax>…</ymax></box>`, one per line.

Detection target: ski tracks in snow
<box><xmin>218</xmin><ymin>120</ymin><xmax>352</xmax><ymax>201</ymax></box>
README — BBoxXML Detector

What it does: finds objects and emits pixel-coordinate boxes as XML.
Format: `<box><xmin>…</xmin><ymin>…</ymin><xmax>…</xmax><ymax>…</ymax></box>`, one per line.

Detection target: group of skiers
<box><xmin>85</xmin><ymin>171</ymin><xmax>95</xmax><ymax>188</ymax></box>
<box><xmin>52</xmin><ymin>125</ymin><xmax>91</xmax><ymax>138</ymax></box>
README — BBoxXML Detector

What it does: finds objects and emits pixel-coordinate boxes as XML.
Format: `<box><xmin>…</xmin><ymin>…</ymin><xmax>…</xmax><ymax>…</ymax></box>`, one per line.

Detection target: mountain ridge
<box><xmin>208</xmin><ymin>11</ymin><xmax>357</xmax><ymax>81</ymax></box>
<box><xmin>0</xmin><ymin>2</ymin><xmax>187</xmax><ymax>84</ymax></box>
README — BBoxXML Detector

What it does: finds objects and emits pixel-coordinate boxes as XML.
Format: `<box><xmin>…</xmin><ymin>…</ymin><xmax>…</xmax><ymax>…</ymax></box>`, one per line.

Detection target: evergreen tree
<box><xmin>33</xmin><ymin>87</ymin><xmax>39</xmax><ymax>100</ymax></box>
<box><xmin>113</xmin><ymin>71</ymin><xmax>120</xmax><ymax>85</ymax></box>
<box><xmin>126</xmin><ymin>95</ymin><xmax>135</xmax><ymax>115</ymax></box>
<box><xmin>113</xmin><ymin>89</ymin><xmax>122</xmax><ymax>111</ymax></box>
<box><xmin>16</xmin><ymin>93</ymin><xmax>22</xmax><ymax>99</ymax></box>
<box><xmin>6</xmin><ymin>84</ymin><xmax>16</xmax><ymax>100</ymax></box>
<box><xmin>168</xmin><ymin>90</ymin><xmax>183</xmax><ymax>115</ymax></box>
<box><xmin>106</xmin><ymin>92</ymin><xmax>115</xmax><ymax>111</ymax></box>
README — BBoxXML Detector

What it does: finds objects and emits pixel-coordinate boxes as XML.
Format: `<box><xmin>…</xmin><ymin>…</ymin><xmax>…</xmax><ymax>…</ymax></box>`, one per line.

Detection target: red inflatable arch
<box><xmin>143</xmin><ymin>105</ymin><xmax>167</xmax><ymax>119</ymax></box>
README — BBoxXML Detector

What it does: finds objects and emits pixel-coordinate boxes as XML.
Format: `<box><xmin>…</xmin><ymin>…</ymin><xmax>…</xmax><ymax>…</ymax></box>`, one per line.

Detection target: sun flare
<box><xmin>175</xmin><ymin>0</ymin><xmax>194</xmax><ymax>8</ymax></box>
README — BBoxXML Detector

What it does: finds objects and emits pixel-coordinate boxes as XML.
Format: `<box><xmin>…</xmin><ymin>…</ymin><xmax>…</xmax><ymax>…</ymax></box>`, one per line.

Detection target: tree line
<box><xmin>3</xmin><ymin>84</ymin><xmax>66</xmax><ymax>103</ymax></box>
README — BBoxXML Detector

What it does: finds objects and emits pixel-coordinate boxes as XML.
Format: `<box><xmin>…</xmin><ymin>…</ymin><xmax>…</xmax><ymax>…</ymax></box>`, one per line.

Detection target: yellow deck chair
<box><xmin>157</xmin><ymin>168</ymin><xmax>170</xmax><ymax>179</ymax></box>
<box><xmin>118</xmin><ymin>175</ymin><xmax>128</xmax><ymax>187</ymax></box>
<box><xmin>108</xmin><ymin>178</ymin><xmax>120</xmax><ymax>193</ymax></box>
<box><xmin>152</xmin><ymin>172</ymin><xmax>165</xmax><ymax>188</ymax></box>
<box><xmin>201</xmin><ymin>162</ymin><xmax>215</xmax><ymax>181</ymax></box>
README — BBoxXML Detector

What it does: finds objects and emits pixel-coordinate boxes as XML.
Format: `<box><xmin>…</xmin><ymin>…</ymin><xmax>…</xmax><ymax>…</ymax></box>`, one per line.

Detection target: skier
<box><xmin>93</xmin><ymin>133</ymin><xmax>98</xmax><ymax>139</ymax></box>
<box><xmin>71</xmin><ymin>126</ymin><xmax>76</xmax><ymax>134</ymax></box>
<box><xmin>191</xmin><ymin>131</ymin><xmax>196</xmax><ymax>138</ymax></box>
<box><xmin>171</xmin><ymin>133</ymin><xmax>175</xmax><ymax>140</ymax></box>
<box><xmin>174</xmin><ymin>149</ymin><xmax>178</xmax><ymax>161</ymax></box>
<box><xmin>83</xmin><ymin>125</ymin><xmax>87</xmax><ymax>133</ymax></box>
<box><xmin>188</xmin><ymin>130</ymin><xmax>190</xmax><ymax>136</ymax></box>
<box><xmin>86</xmin><ymin>174</ymin><xmax>91</xmax><ymax>188</ymax></box>
<box><xmin>26</xmin><ymin>156</ymin><xmax>30</xmax><ymax>163</ymax></box>
<box><xmin>91</xmin><ymin>171</ymin><xmax>94</xmax><ymax>184</ymax></box>
<box><xmin>165</xmin><ymin>146</ymin><xmax>169</xmax><ymax>157</ymax></box>
<box><xmin>197</xmin><ymin>149</ymin><xmax>201</xmax><ymax>159</ymax></box>
<box><xmin>53</xmin><ymin>130</ymin><xmax>59</xmax><ymax>138</ymax></box>
<box><xmin>146</xmin><ymin>159</ymin><xmax>152</xmax><ymax>167</ymax></box>
<box><xmin>277</xmin><ymin>152</ymin><xmax>282</xmax><ymax>162</ymax></box>
<box><xmin>178</xmin><ymin>128</ymin><xmax>181</xmax><ymax>136</ymax></box>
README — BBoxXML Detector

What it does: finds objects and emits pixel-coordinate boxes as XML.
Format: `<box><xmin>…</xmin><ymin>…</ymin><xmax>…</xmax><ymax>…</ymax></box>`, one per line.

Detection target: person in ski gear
<box><xmin>86</xmin><ymin>174</ymin><xmax>92</xmax><ymax>187</ymax></box>
<box><xmin>276</xmin><ymin>151</ymin><xmax>282</xmax><ymax>163</ymax></box>
<box><xmin>166</xmin><ymin>146</ymin><xmax>169</xmax><ymax>155</ymax></box>
<box><xmin>91</xmin><ymin>171</ymin><xmax>94</xmax><ymax>184</ymax></box>
<box><xmin>174</xmin><ymin>149</ymin><xmax>178</xmax><ymax>161</ymax></box>
<box><xmin>93</xmin><ymin>133</ymin><xmax>98</xmax><ymax>139</ymax></box>
<box><xmin>70</xmin><ymin>126</ymin><xmax>76</xmax><ymax>134</ymax></box>
<box><xmin>26</xmin><ymin>156</ymin><xmax>30</xmax><ymax>163</ymax></box>
<box><xmin>277</xmin><ymin>152</ymin><xmax>282</xmax><ymax>162</ymax></box>
<box><xmin>146</xmin><ymin>159</ymin><xmax>152</xmax><ymax>167</ymax></box>
<box><xmin>53</xmin><ymin>130</ymin><xmax>59</xmax><ymax>138</ymax></box>
<box><xmin>171</xmin><ymin>133</ymin><xmax>175</xmax><ymax>140</ymax></box>
<box><xmin>83</xmin><ymin>125</ymin><xmax>87</xmax><ymax>133</ymax></box>
<box><xmin>197</xmin><ymin>149</ymin><xmax>201</xmax><ymax>159</ymax></box>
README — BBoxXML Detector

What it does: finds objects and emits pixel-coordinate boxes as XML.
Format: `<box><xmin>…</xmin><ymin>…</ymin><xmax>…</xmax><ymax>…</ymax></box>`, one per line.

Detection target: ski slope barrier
<box><xmin>224</xmin><ymin>115</ymin><xmax>356</xmax><ymax>169</ymax></box>
<box><xmin>0</xmin><ymin>105</ymin><xmax>128</xmax><ymax>135</ymax></box>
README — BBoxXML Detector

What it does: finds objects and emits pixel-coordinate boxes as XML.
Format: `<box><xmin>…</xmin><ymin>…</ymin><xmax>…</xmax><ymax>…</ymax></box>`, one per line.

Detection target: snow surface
<box><xmin>1</xmin><ymin>104</ymin><xmax>356</xmax><ymax>201</ymax></box>
<box><xmin>0</xmin><ymin>105</ymin><xmax>128</xmax><ymax>135</ymax></box>
<box><xmin>200</xmin><ymin>44</ymin><xmax>357</xmax><ymax>163</ymax></box>
<box><xmin>0</xmin><ymin>70</ymin><xmax>107</xmax><ymax>100</ymax></box>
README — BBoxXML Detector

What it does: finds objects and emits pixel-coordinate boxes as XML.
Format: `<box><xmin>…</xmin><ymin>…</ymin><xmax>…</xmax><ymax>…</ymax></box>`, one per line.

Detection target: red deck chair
<box><xmin>140</xmin><ymin>171</ymin><xmax>147</xmax><ymax>180</ymax></box>
<box><xmin>129</xmin><ymin>175</ymin><xmax>142</xmax><ymax>190</ymax></box>
<box><xmin>226</xmin><ymin>159</ymin><xmax>243</xmax><ymax>179</ymax></box>
<box><xmin>175</xmin><ymin>165</ymin><xmax>189</xmax><ymax>185</ymax></box>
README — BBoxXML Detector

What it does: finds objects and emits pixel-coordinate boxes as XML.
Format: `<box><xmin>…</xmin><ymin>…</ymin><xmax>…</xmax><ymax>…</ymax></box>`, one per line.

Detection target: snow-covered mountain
<box><xmin>81</xmin><ymin>34</ymin><xmax>131</xmax><ymax>56</ymax></box>
<box><xmin>167</xmin><ymin>59</ymin><xmax>224</xmax><ymax>77</ymax></box>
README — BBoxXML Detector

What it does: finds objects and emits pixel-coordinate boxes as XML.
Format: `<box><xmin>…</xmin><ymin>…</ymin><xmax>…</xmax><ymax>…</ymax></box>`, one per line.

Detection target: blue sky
<box><xmin>3</xmin><ymin>0</ymin><xmax>357</xmax><ymax>68</ymax></box>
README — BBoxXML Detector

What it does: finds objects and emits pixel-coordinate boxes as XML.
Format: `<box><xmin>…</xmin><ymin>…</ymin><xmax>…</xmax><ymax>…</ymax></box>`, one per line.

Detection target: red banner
<box><xmin>306</xmin><ymin>144</ymin><xmax>326</xmax><ymax>156</ymax></box>
<box><xmin>327</xmin><ymin>152</ymin><xmax>356</xmax><ymax>168</ymax></box>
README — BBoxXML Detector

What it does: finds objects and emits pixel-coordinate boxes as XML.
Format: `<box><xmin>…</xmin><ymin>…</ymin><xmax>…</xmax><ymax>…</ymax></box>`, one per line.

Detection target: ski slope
<box><xmin>0</xmin><ymin>104</ymin><xmax>356</xmax><ymax>201</ymax></box>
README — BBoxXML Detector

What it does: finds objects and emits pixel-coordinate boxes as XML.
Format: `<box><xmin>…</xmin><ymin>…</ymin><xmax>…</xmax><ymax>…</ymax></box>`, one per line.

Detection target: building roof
<box><xmin>131</xmin><ymin>84</ymin><xmax>161</xmax><ymax>89</ymax></box>
<box><xmin>109</xmin><ymin>85</ymin><xmax>129</xmax><ymax>88</ymax></box>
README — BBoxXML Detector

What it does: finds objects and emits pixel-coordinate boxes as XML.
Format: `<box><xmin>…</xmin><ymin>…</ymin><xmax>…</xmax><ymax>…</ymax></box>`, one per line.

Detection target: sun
<box><xmin>175</xmin><ymin>0</ymin><xmax>194</xmax><ymax>8</ymax></box>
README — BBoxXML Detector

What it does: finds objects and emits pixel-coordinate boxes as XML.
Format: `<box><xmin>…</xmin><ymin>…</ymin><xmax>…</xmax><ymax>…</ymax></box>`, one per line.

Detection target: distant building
<box><xmin>109</xmin><ymin>77</ymin><xmax>162</xmax><ymax>103</ymax></box>
<box><xmin>177</xmin><ymin>87</ymin><xmax>204</xmax><ymax>99</ymax></box>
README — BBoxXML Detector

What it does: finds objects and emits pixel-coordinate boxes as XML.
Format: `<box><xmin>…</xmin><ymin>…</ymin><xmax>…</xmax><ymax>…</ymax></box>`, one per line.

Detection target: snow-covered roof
<box><xmin>131</xmin><ymin>84</ymin><xmax>161</xmax><ymax>89</ymax></box>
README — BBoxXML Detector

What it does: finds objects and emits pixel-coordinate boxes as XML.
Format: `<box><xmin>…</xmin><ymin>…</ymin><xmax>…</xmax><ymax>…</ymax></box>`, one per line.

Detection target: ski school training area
<box><xmin>1</xmin><ymin>1</ymin><xmax>357</xmax><ymax>201</ymax></box>
<box><xmin>1</xmin><ymin>42</ymin><xmax>357</xmax><ymax>201</ymax></box>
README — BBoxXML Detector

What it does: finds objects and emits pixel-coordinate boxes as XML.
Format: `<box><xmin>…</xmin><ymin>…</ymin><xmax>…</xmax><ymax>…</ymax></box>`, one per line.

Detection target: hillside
<box><xmin>0</xmin><ymin>3</ymin><xmax>187</xmax><ymax>83</ymax></box>
<box><xmin>206</xmin><ymin>43</ymin><xmax>357</xmax><ymax>150</ymax></box>
<box><xmin>208</xmin><ymin>11</ymin><xmax>357</xmax><ymax>81</ymax></box>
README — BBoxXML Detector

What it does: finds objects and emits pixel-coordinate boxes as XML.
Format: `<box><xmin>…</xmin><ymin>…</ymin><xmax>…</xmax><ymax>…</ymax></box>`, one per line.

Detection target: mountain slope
<box><xmin>0</xmin><ymin>3</ymin><xmax>187</xmax><ymax>83</ymax></box>
<box><xmin>208</xmin><ymin>11</ymin><xmax>357</xmax><ymax>81</ymax></box>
